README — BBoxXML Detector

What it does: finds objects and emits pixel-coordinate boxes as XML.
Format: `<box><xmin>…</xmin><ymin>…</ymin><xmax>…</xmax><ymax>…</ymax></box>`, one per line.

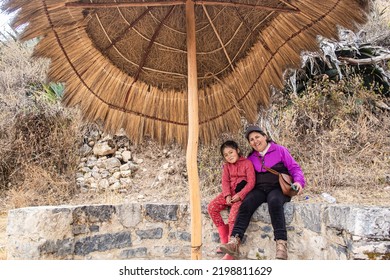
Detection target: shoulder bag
<box><xmin>258</xmin><ymin>155</ymin><xmax>298</xmax><ymax>197</ymax></box>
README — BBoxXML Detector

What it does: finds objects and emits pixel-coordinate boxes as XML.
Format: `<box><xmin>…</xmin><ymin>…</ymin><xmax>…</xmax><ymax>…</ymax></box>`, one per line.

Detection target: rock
<box><xmin>108</xmin><ymin>177</ymin><xmax>119</xmax><ymax>185</ymax></box>
<box><xmin>145</xmin><ymin>204</ymin><xmax>179</xmax><ymax>221</ymax></box>
<box><xmin>100</xmin><ymin>170</ymin><xmax>110</xmax><ymax>178</ymax></box>
<box><xmin>79</xmin><ymin>144</ymin><xmax>92</xmax><ymax>156</ymax></box>
<box><xmin>98</xmin><ymin>179</ymin><xmax>110</xmax><ymax>189</ymax></box>
<box><xmin>80</xmin><ymin>167</ymin><xmax>91</xmax><ymax>173</ymax></box>
<box><xmin>120</xmin><ymin>170</ymin><xmax>131</xmax><ymax>178</ymax></box>
<box><xmin>129</xmin><ymin>163</ymin><xmax>139</xmax><ymax>172</ymax></box>
<box><xmin>114</xmin><ymin>135</ymin><xmax>130</xmax><ymax>148</ymax></box>
<box><xmin>136</xmin><ymin>228</ymin><xmax>163</xmax><ymax>240</ymax></box>
<box><xmin>74</xmin><ymin>232</ymin><xmax>131</xmax><ymax>256</ymax></box>
<box><xmin>133</xmin><ymin>157</ymin><xmax>144</xmax><ymax>164</ymax></box>
<box><xmin>112</xmin><ymin>172</ymin><xmax>121</xmax><ymax>179</ymax></box>
<box><xmin>122</xmin><ymin>151</ymin><xmax>132</xmax><ymax>162</ymax></box>
<box><xmin>120</xmin><ymin>178</ymin><xmax>132</xmax><ymax>186</ymax></box>
<box><xmin>95</xmin><ymin>158</ymin><xmax>106</xmax><ymax>169</ymax></box>
<box><xmin>91</xmin><ymin>171</ymin><xmax>101</xmax><ymax>180</ymax></box>
<box><xmin>104</xmin><ymin>158</ymin><xmax>121</xmax><ymax>170</ymax></box>
<box><xmin>93</xmin><ymin>141</ymin><xmax>117</xmax><ymax>156</ymax></box>
<box><xmin>110</xmin><ymin>182</ymin><xmax>122</xmax><ymax>190</ymax></box>
<box><xmin>120</xmin><ymin>164</ymin><xmax>130</xmax><ymax>171</ymax></box>
<box><xmin>86</xmin><ymin>157</ymin><xmax>97</xmax><ymax>168</ymax></box>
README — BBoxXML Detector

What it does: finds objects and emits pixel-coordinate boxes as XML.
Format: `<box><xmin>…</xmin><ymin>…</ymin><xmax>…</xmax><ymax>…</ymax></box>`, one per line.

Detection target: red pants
<box><xmin>207</xmin><ymin>193</ymin><xmax>242</xmax><ymax>236</ymax></box>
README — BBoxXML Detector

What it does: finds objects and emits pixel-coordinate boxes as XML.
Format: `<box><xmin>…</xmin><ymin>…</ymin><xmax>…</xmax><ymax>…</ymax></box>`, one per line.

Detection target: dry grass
<box><xmin>0</xmin><ymin>40</ymin><xmax>84</xmax><ymax>210</ymax></box>
<box><xmin>0</xmin><ymin>101</ymin><xmax>83</xmax><ymax>205</ymax></box>
<box><xmin>272</xmin><ymin>76</ymin><xmax>390</xmax><ymax>202</ymax></box>
<box><xmin>364</xmin><ymin>0</ymin><xmax>390</xmax><ymax>46</ymax></box>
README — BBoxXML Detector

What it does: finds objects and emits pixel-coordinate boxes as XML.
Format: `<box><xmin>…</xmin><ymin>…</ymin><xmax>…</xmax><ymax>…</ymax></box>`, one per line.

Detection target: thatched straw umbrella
<box><xmin>2</xmin><ymin>0</ymin><xmax>368</xmax><ymax>259</ymax></box>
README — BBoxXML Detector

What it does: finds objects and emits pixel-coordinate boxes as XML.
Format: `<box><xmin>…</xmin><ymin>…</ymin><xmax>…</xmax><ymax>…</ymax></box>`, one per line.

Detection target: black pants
<box><xmin>231</xmin><ymin>186</ymin><xmax>290</xmax><ymax>241</ymax></box>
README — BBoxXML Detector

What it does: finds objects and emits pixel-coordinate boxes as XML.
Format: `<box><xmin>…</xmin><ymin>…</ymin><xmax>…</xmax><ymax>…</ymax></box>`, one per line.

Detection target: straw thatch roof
<box><xmin>3</xmin><ymin>0</ymin><xmax>368</xmax><ymax>146</ymax></box>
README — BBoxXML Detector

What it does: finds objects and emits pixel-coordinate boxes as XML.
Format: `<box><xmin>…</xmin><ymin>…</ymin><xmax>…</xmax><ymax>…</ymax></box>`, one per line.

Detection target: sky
<box><xmin>0</xmin><ymin>6</ymin><xmax>21</xmax><ymax>38</ymax></box>
<box><xmin>0</xmin><ymin>13</ymin><xmax>11</xmax><ymax>32</ymax></box>
<box><xmin>0</xmin><ymin>1</ymin><xmax>16</xmax><ymax>33</ymax></box>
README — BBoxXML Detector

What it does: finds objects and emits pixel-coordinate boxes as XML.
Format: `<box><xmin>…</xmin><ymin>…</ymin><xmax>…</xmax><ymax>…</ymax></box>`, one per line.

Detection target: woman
<box><xmin>219</xmin><ymin>125</ymin><xmax>305</xmax><ymax>260</ymax></box>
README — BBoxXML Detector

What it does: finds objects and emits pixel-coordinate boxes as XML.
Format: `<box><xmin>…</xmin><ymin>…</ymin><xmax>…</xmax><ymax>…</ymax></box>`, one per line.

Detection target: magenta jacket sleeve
<box><xmin>221</xmin><ymin>163</ymin><xmax>232</xmax><ymax>198</ymax></box>
<box><xmin>280</xmin><ymin>146</ymin><xmax>306</xmax><ymax>188</ymax></box>
<box><xmin>237</xmin><ymin>160</ymin><xmax>256</xmax><ymax>200</ymax></box>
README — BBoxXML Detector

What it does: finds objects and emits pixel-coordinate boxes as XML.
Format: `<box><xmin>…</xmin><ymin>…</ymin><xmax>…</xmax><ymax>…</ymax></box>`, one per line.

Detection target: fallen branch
<box><xmin>339</xmin><ymin>54</ymin><xmax>390</xmax><ymax>65</ymax></box>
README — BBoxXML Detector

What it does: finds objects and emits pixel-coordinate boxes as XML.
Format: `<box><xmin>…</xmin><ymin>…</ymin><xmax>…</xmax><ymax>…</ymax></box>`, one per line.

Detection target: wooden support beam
<box><xmin>65</xmin><ymin>0</ymin><xmax>185</xmax><ymax>8</ymax></box>
<box><xmin>195</xmin><ymin>0</ymin><xmax>300</xmax><ymax>13</ymax></box>
<box><xmin>64</xmin><ymin>0</ymin><xmax>300</xmax><ymax>13</ymax></box>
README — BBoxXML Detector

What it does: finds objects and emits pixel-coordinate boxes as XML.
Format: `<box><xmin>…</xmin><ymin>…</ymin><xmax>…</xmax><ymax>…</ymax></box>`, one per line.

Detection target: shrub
<box><xmin>0</xmin><ymin>40</ymin><xmax>83</xmax><ymax>206</ymax></box>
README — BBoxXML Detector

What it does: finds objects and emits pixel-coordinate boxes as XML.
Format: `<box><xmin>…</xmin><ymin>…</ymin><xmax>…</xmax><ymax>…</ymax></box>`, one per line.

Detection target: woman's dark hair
<box><xmin>220</xmin><ymin>140</ymin><xmax>242</xmax><ymax>157</ymax></box>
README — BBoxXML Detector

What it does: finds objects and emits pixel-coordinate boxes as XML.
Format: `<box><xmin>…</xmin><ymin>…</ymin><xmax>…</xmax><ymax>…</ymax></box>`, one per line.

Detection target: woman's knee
<box><xmin>239</xmin><ymin>199</ymin><xmax>259</xmax><ymax>214</ymax></box>
<box><xmin>267</xmin><ymin>197</ymin><xmax>284</xmax><ymax>212</ymax></box>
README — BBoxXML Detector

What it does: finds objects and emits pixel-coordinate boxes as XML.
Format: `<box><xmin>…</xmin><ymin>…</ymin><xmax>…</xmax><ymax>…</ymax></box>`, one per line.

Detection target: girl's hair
<box><xmin>220</xmin><ymin>140</ymin><xmax>242</xmax><ymax>157</ymax></box>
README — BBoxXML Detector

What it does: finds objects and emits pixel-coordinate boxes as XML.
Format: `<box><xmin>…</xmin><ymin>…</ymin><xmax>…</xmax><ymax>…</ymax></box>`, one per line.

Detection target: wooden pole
<box><xmin>185</xmin><ymin>0</ymin><xmax>202</xmax><ymax>260</ymax></box>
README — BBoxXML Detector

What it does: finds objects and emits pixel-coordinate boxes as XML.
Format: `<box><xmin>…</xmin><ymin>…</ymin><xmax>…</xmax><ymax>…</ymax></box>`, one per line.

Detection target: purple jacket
<box><xmin>247</xmin><ymin>142</ymin><xmax>305</xmax><ymax>188</ymax></box>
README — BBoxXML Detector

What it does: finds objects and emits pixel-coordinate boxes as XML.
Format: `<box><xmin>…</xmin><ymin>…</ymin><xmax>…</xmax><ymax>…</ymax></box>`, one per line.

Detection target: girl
<box><xmin>207</xmin><ymin>140</ymin><xmax>255</xmax><ymax>260</ymax></box>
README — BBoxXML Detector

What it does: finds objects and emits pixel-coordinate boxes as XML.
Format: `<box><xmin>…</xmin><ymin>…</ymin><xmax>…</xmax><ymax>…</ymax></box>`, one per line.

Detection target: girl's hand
<box><xmin>225</xmin><ymin>195</ymin><xmax>232</xmax><ymax>206</ymax></box>
<box><xmin>231</xmin><ymin>194</ymin><xmax>241</xmax><ymax>203</ymax></box>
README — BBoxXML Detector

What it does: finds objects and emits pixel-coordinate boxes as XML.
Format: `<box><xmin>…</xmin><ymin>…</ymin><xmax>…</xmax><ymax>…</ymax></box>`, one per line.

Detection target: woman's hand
<box><xmin>293</xmin><ymin>183</ymin><xmax>303</xmax><ymax>195</ymax></box>
<box><xmin>231</xmin><ymin>194</ymin><xmax>241</xmax><ymax>203</ymax></box>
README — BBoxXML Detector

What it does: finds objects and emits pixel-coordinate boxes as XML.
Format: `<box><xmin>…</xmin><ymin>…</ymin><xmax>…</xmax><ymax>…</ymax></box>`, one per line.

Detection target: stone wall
<box><xmin>6</xmin><ymin>202</ymin><xmax>390</xmax><ymax>260</ymax></box>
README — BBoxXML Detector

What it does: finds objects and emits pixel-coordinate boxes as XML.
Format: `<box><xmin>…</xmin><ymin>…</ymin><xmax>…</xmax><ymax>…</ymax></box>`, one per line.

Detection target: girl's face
<box><xmin>222</xmin><ymin>147</ymin><xmax>240</xmax><ymax>164</ymax></box>
<box><xmin>248</xmin><ymin>131</ymin><xmax>267</xmax><ymax>152</ymax></box>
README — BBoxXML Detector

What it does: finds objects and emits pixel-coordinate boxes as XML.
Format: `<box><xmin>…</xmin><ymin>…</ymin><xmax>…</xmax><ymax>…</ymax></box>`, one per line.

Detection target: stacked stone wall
<box><xmin>6</xmin><ymin>202</ymin><xmax>390</xmax><ymax>260</ymax></box>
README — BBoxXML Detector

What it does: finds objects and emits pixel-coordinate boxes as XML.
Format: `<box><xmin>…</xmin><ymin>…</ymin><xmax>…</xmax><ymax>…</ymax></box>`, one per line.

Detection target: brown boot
<box><xmin>219</xmin><ymin>235</ymin><xmax>240</xmax><ymax>259</ymax></box>
<box><xmin>275</xmin><ymin>240</ymin><xmax>288</xmax><ymax>260</ymax></box>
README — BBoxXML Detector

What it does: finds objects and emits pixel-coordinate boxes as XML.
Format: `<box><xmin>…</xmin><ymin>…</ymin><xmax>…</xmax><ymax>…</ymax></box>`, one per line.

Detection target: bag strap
<box><xmin>257</xmin><ymin>154</ymin><xmax>280</xmax><ymax>176</ymax></box>
<box><xmin>257</xmin><ymin>154</ymin><xmax>295</xmax><ymax>189</ymax></box>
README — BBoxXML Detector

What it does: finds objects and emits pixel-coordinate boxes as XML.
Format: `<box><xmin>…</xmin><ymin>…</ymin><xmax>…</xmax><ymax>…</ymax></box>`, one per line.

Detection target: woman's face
<box><xmin>248</xmin><ymin>131</ymin><xmax>267</xmax><ymax>152</ymax></box>
<box><xmin>222</xmin><ymin>147</ymin><xmax>240</xmax><ymax>164</ymax></box>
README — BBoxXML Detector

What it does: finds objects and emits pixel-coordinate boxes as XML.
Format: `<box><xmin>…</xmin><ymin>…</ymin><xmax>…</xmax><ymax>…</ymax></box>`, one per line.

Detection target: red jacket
<box><xmin>221</xmin><ymin>156</ymin><xmax>255</xmax><ymax>200</ymax></box>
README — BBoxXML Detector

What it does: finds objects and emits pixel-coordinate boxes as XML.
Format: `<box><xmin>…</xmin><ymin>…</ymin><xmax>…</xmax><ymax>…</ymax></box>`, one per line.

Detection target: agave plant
<box><xmin>286</xmin><ymin>29</ymin><xmax>390</xmax><ymax>96</ymax></box>
<box><xmin>41</xmin><ymin>82</ymin><xmax>65</xmax><ymax>103</ymax></box>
